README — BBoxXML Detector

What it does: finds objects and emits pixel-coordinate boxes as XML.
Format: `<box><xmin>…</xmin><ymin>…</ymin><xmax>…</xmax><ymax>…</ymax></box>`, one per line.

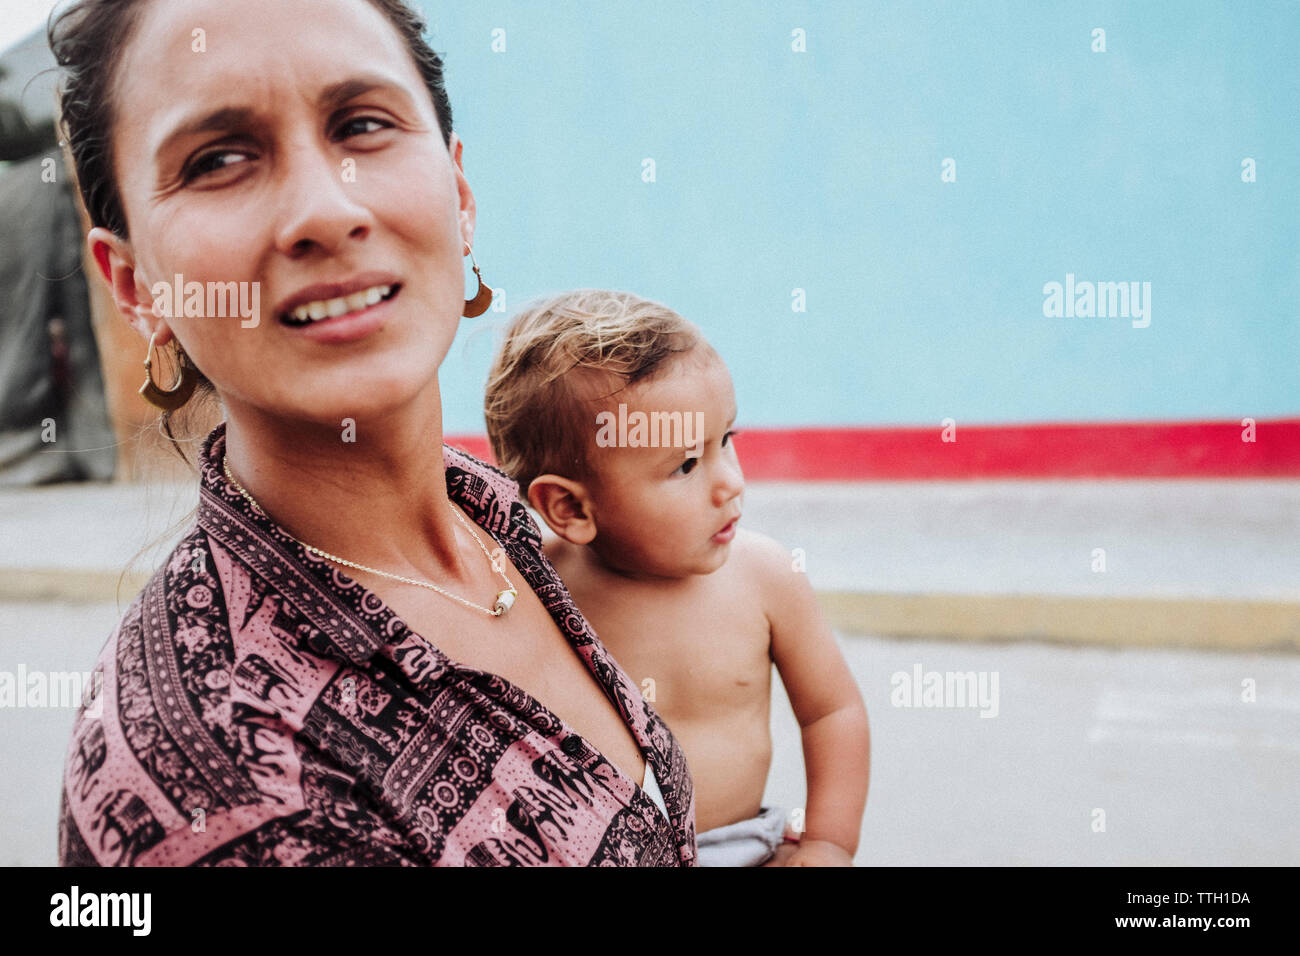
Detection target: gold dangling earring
<box><xmin>139</xmin><ymin>330</ymin><xmax>198</xmax><ymax>410</ymax></box>
<box><xmin>462</xmin><ymin>242</ymin><xmax>493</xmax><ymax>318</ymax></box>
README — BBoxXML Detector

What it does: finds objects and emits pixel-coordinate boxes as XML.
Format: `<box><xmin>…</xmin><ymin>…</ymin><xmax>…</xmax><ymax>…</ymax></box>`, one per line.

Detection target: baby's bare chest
<box><xmin>581</xmin><ymin>584</ymin><xmax>774</xmax><ymax>721</ymax></box>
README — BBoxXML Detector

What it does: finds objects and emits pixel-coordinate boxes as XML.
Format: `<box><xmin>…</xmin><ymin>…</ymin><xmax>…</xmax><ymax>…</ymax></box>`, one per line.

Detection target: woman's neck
<box><xmin>220</xmin><ymin>380</ymin><xmax>473</xmax><ymax>581</ymax></box>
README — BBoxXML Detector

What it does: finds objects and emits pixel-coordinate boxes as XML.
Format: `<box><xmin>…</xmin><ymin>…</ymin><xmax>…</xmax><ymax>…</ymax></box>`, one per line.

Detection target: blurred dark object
<box><xmin>0</xmin><ymin>100</ymin><xmax>56</xmax><ymax>162</ymax></box>
<box><xmin>0</xmin><ymin>28</ymin><xmax>59</xmax><ymax>161</ymax></box>
<box><xmin>0</xmin><ymin>26</ymin><xmax>119</xmax><ymax>484</ymax></box>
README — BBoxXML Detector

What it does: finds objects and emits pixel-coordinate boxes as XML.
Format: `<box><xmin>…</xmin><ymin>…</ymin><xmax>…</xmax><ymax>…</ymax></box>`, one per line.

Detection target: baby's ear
<box><xmin>527</xmin><ymin>475</ymin><xmax>597</xmax><ymax>545</ymax></box>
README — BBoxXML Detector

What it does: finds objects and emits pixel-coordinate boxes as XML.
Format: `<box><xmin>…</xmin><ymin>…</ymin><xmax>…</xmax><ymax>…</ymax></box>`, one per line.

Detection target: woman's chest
<box><xmin>383</xmin><ymin>585</ymin><xmax>648</xmax><ymax>789</ymax></box>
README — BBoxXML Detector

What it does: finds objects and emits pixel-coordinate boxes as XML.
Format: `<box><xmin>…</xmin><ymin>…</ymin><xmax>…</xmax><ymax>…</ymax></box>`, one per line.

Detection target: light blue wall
<box><xmin>426</xmin><ymin>0</ymin><xmax>1299</xmax><ymax>433</ymax></box>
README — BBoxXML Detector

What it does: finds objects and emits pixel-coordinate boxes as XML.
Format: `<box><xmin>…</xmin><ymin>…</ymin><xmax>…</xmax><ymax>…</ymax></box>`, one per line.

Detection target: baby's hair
<box><xmin>484</xmin><ymin>289</ymin><xmax>711</xmax><ymax>494</ymax></box>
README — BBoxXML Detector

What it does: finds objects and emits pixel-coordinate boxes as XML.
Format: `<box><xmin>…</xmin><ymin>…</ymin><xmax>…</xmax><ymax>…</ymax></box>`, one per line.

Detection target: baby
<box><xmin>484</xmin><ymin>290</ymin><xmax>870</xmax><ymax>866</ymax></box>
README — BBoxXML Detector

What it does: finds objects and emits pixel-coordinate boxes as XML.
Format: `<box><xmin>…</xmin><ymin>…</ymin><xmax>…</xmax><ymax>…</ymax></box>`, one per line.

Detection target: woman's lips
<box><xmin>281</xmin><ymin>286</ymin><xmax>399</xmax><ymax>345</ymax></box>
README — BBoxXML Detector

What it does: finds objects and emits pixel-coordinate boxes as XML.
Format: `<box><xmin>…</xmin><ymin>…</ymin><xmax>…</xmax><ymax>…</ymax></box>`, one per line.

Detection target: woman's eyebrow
<box><xmin>154</xmin><ymin>75</ymin><xmax>415</xmax><ymax>159</ymax></box>
<box><xmin>156</xmin><ymin>106</ymin><xmax>258</xmax><ymax>159</ymax></box>
<box><xmin>318</xmin><ymin>74</ymin><xmax>416</xmax><ymax>113</ymax></box>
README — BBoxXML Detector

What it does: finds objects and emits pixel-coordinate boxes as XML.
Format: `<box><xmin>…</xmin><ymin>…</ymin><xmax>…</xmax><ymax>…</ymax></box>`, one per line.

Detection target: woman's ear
<box><xmin>527</xmin><ymin>474</ymin><xmax>597</xmax><ymax>545</ymax></box>
<box><xmin>88</xmin><ymin>226</ymin><xmax>171</xmax><ymax>344</ymax></box>
<box><xmin>449</xmin><ymin>132</ymin><xmax>476</xmax><ymax>251</ymax></box>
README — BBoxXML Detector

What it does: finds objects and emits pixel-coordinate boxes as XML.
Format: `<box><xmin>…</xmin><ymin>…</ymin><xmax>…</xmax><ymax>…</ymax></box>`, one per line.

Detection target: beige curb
<box><xmin>6</xmin><ymin>570</ymin><xmax>1298</xmax><ymax>653</ymax></box>
<box><xmin>0</xmin><ymin>569</ymin><xmax>152</xmax><ymax>605</ymax></box>
<box><xmin>817</xmin><ymin>591</ymin><xmax>1300</xmax><ymax>653</ymax></box>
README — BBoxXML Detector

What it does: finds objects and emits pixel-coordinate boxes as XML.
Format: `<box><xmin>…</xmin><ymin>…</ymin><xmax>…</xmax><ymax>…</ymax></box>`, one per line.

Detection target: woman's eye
<box><xmin>674</xmin><ymin>456</ymin><xmax>699</xmax><ymax>476</ymax></box>
<box><xmin>183</xmin><ymin>150</ymin><xmax>250</xmax><ymax>182</ymax></box>
<box><xmin>179</xmin><ymin>116</ymin><xmax>389</xmax><ymax>183</ymax></box>
<box><xmin>336</xmin><ymin>116</ymin><xmax>392</xmax><ymax>139</ymax></box>
<box><xmin>722</xmin><ymin>430</ymin><xmax>736</xmax><ymax>446</ymax></box>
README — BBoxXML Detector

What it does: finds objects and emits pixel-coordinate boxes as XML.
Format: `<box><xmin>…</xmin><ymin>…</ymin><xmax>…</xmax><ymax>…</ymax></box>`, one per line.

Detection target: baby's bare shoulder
<box><xmin>729</xmin><ymin>528</ymin><xmax>818</xmax><ymax>628</ymax></box>
<box><xmin>730</xmin><ymin>527</ymin><xmax>797</xmax><ymax>584</ymax></box>
<box><xmin>541</xmin><ymin>533</ymin><xmax>586</xmax><ymax>584</ymax></box>
<box><xmin>540</xmin><ymin>528</ymin><xmax>564</xmax><ymax>559</ymax></box>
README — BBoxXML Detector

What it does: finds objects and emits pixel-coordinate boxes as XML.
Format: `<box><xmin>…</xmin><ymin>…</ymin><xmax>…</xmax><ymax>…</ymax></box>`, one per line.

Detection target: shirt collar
<box><xmin>194</xmin><ymin>421</ymin><xmax>540</xmax><ymax>665</ymax></box>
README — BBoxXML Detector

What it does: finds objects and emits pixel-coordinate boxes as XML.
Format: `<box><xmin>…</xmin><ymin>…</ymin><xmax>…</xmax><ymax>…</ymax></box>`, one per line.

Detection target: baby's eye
<box><xmin>674</xmin><ymin>456</ymin><xmax>700</xmax><ymax>476</ymax></box>
<box><xmin>722</xmin><ymin>430</ymin><xmax>737</xmax><ymax>446</ymax></box>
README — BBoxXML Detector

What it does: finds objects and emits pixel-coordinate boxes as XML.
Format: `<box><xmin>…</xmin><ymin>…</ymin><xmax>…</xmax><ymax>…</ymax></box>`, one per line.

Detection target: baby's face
<box><xmin>583</xmin><ymin>351</ymin><xmax>744</xmax><ymax>579</ymax></box>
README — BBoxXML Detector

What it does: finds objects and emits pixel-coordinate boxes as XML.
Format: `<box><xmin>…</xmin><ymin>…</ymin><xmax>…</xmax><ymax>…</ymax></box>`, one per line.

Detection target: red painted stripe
<box><xmin>446</xmin><ymin>418</ymin><xmax>1300</xmax><ymax>481</ymax></box>
<box><xmin>445</xmin><ymin>434</ymin><xmax>496</xmax><ymax>465</ymax></box>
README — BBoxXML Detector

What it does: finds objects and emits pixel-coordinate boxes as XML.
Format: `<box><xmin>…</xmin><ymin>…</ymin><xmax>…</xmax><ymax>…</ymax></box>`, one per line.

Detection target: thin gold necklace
<box><xmin>221</xmin><ymin>454</ymin><xmax>518</xmax><ymax>617</ymax></box>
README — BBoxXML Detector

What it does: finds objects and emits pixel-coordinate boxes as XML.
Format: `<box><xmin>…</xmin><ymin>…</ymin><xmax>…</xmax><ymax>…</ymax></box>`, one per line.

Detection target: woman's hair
<box><xmin>48</xmin><ymin>0</ymin><xmax>455</xmax><ymax>238</ymax></box>
<box><xmin>47</xmin><ymin>0</ymin><xmax>457</xmax><ymax>465</ymax></box>
<box><xmin>484</xmin><ymin>289</ymin><xmax>709</xmax><ymax>495</ymax></box>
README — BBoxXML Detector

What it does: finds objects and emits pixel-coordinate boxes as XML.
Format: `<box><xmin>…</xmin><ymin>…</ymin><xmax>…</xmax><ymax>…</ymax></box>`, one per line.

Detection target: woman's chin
<box><xmin>250</xmin><ymin>374</ymin><xmax>440</xmax><ymax>431</ymax></box>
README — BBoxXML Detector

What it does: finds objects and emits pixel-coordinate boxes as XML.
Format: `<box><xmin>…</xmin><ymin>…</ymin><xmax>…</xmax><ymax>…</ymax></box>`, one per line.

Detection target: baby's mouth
<box><xmin>279</xmin><ymin>283</ymin><xmax>401</xmax><ymax>326</ymax></box>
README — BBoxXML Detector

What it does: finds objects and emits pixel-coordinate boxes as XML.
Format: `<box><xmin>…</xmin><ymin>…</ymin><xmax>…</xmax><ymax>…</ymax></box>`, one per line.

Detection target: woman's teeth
<box><xmin>285</xmin><ymin>284</ymin><xmax>393</xmax><ymax>324</ymax></box>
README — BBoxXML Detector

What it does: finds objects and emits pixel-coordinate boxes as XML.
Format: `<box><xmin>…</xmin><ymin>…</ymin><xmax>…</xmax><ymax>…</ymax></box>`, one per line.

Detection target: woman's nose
<box><xmin>272</xmin><ymin>141</ymin><xmax>374</xmax><ymax>257</ymax></box>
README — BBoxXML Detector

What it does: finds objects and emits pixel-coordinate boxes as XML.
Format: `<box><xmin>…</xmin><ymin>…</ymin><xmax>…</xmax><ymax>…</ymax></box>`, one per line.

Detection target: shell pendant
<box><xmin>493</xmin><ymin>588</ymin><xmax>518</xmax><ymax>616</ymax></box>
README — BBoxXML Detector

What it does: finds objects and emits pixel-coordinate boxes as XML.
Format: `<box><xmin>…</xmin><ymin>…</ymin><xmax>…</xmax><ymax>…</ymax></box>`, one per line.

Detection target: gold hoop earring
<box><xmin>462</xmin><ymin>242</ymin><xmax>493</xmax><ymax>318</ymax></box>
<box><xmin>139</xmin><ymin>330</ymin><xmax>198</xmax><ymax>410</ymax></box>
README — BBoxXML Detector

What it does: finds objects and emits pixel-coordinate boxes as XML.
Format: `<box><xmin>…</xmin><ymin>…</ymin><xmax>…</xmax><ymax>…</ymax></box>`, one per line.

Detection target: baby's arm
<box><xmin>753</xmin><ymin>533</ymin><xmax>870</xmax><ymax>865</ymax></box>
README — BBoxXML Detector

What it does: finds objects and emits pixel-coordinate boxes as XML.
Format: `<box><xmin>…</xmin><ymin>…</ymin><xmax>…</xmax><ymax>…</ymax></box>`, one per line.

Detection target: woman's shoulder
<box><xmin>99</xmin><ymin>524</ymin><xmax>227</xmax><ymax>663</ymax></box>
<box><xmin>442</xmin><ymin>441</ymin><xmax>524</xmax><ymax>501</ymax></box>
<box><xmin>59</xmin><ymin>525</ymin><xmax>303</xmax><ymax>865</ymax></box>
<box><xmin>442</xmin><ymin>441</ymin><xmax>547</xmax><ymax>552</ymax></box>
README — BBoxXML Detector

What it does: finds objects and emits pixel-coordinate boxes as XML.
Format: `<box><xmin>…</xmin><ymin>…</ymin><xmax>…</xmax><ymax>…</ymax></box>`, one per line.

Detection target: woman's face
<box><xmin>97</xmin><ymin>0</ymin><xmax>474</xmax><ymax>427</ymax></box>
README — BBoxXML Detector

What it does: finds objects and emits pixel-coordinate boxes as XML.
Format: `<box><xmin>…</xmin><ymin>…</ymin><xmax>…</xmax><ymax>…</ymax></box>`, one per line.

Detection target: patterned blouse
<box><xmin>58</xmin><ymin>423</ymin><xmax>697</xmax><ymax>866</ymax></box>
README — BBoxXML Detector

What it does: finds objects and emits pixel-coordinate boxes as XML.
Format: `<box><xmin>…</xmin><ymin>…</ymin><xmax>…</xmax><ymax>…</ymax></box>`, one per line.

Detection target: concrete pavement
<box><xmin>2</xmin><ymin>599</ymin><xmax>1296</xmax><ymax>866</ymax></box>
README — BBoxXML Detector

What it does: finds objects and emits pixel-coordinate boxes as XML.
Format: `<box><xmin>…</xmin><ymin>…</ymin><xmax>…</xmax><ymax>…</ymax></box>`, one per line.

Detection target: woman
<box><xmin>53</xmin><ymin>0</ymin><xmax>696</xmax><ymax>866</ymax></box>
